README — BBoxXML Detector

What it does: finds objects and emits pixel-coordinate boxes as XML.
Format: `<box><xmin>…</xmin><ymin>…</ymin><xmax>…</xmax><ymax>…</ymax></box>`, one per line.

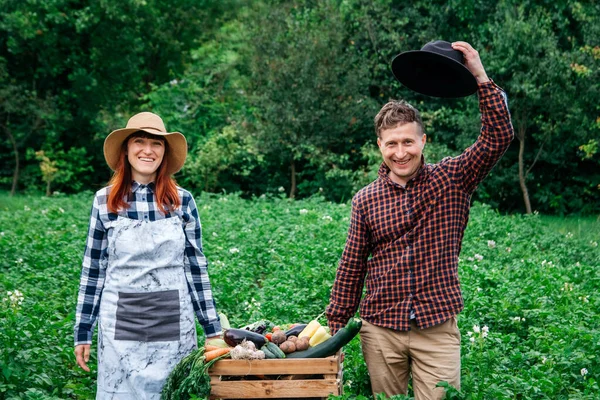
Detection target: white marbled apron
<box><xmin>96</xmin><ymin>217</ymin><xmax>197</xmax><ymax>399</ymax></box>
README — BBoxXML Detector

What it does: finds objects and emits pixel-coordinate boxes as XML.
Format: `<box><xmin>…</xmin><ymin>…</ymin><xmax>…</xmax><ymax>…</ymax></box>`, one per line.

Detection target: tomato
<box><xmin>265</xmin><ymin>333</ymin><xmax>273</xmax><ymax>341</ymax></box>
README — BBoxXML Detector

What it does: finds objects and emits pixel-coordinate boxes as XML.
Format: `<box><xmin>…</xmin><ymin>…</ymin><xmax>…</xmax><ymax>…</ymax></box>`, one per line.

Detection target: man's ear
<box><xmin>421</xmin><ymin>134</ymin><xmax>427</xmax><ymax>148</ymax></box>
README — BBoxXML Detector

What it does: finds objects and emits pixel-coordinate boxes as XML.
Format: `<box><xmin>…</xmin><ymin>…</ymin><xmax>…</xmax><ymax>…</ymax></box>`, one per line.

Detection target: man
<box><xmin>326</xmin><ymin>41</ymin><xmax>514</xmax><ymax>399</ymax></box>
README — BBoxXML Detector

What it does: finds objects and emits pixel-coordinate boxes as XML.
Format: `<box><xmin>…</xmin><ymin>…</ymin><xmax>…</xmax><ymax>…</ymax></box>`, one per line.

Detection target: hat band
<box><xmin>135</xmin><ymin>126</ymin><xmax>165</xmax><ymax>133</ymax></box>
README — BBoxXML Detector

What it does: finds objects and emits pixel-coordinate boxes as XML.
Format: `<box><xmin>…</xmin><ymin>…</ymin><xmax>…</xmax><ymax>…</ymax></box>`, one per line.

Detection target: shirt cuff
<box><xmin>477</xmin><ymin>79</ymin><xmax>504</xmax><ymax>97</ymax></box>
<box><xmin>74</xmin><ymin>328</ymin><xmax>93</xmax><ymax>346</ymax></box>
<box><xmin>202</xmin><ymin>320</ymin><xmax>223</xmax><ymax>337</ymax></box>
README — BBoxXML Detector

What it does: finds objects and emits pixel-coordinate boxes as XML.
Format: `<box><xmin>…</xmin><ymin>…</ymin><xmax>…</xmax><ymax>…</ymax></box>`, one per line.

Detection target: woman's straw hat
<box><xmin>103</xmin><ymin>112</ymin><xmax>187</xmax><ymax>176</ymax></box>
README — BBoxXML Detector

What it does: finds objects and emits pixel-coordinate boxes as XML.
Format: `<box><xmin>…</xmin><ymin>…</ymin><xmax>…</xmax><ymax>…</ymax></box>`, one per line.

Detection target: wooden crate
<box><xmin>208</xmin><ymin>354</ymin><xmax>343</xmax><ymax>399</ymax></box>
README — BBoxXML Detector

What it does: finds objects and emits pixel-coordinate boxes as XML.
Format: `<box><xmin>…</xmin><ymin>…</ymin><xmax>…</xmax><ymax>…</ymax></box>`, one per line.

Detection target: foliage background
<box><xmin>0</xmin><ymin>0</ymin><xmax>598</xmax><ymax>215</ymax></box>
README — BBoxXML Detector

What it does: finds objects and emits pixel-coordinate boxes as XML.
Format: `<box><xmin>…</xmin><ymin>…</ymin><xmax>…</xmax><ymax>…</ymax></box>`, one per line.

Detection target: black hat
<box><xmin>391</xmin><ymin>40</ymin><xmax>478</xmax><ymax>98</ymax></box>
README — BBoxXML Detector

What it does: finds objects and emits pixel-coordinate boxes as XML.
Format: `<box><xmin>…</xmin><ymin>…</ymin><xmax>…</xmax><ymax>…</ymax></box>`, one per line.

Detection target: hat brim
<box><xmin>391</xmin><ymin>50</ymin><xmax>478</xmax><ymax>98</ymax></box>
<box><xmin>103</xmin><ymin>128</ymin><xmax>187</xmax><ymax>176</ymax></box>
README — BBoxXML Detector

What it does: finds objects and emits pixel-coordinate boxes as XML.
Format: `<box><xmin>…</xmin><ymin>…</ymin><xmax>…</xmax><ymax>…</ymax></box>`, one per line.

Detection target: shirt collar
<box><xmin>378</xmin><ymin>155</ymin><xmax>427</xmax><ymax>188</ymax></box>
<box><xmin>131</xmin><ymin>181</ymin><xmax>156</xmax><ymax>193</ymax></box>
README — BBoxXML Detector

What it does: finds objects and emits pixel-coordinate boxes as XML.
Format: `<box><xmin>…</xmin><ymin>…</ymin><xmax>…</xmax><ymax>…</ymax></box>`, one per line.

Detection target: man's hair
<box><xmin>374</xmin><ymin>100</ymin><xmax>424</xmax><ymax>138</ymax></box>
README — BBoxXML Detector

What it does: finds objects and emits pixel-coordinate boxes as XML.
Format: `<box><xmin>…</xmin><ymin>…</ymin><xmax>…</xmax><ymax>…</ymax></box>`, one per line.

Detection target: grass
<box><xmin>539</xmin><ymin>215</ymin><xmax>600</xmax><ymax>243</ymax></box>
<box><xmin>0</xmin><ymin>191</ymin><xmax>599</xmax><ymax>399</ymax></box>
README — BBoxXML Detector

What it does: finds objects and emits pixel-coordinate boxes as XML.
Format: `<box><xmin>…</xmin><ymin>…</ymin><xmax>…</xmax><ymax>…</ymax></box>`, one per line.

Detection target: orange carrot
<box><xmin>204</xmin><ymin>345</ymin><xmax>220</xmax><ymax>352</ymax></box>
<box><xmin>204</xmin><ymin>347</ymin><xmax>231</xmax><ymax>362</ymax></box>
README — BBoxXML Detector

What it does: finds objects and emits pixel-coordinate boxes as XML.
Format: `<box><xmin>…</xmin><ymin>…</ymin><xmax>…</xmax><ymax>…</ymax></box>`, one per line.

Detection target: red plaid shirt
<box><xmin>327</xmin><ymin>81</ymin><xmax>514</xmax><ymax>333</ymax></box>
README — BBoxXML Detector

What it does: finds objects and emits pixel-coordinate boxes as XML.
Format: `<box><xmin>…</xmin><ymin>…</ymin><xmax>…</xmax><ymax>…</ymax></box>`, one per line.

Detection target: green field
<box><xmin>0</xmin><ymin>192</ymin><xmax>599</xmax><ymax>399</ymax></box>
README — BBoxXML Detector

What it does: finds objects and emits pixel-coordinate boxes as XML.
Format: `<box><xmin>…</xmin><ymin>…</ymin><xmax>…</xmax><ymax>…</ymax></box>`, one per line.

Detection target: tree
<box><xmin>244</xmin><ymin>0</ymin><xmax>375</xmax><ymax>198</ymax></box>
<box><xmin>485</xmin><ymin>1</ymin><xmax>600</xmax><ymax>214</ymax></box>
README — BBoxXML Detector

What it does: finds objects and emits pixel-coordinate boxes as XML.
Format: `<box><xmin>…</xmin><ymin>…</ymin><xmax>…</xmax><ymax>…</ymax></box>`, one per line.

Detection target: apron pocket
<box><xmin>115</xmin><ymin>290</ymin><xmax>181</xmax><ymax>342</ymax></box>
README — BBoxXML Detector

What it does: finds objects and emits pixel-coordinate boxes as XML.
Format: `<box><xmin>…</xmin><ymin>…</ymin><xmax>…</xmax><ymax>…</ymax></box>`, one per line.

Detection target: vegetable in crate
<box><xmin>241</xmin><ymin>319</ymin><xmax>276</xmax><ymax>334</ymax></box>
<box><xmin>279</xmin><ymin>340</ymin><xmax>296</xmax><ymax>354</ymax></box>
<box><xmin>161</xmin><ymin>345</ymin><xmax>231</xmax><ymax>399</ymax></box>
<box><xmin>224</xmin><ymin>328</ymin><xmax>267</xmax><ymax>348</ymax></box>
<box><xmin>287</xmin><ymin>318</ymin><xmax>362</xmax><ymax>359</ymax></box>
<box><xmin>270</xmin><ymin>330</ymin><xmax>287</xmax><ymax>345</ymax></box>
<box><xmin>230</xmin><ymin>340</ymin><xmax>266</xmax><ymax>360</ymax></box>
<box><xmin>285</xmin><ymin>324</ymin><xmax>307</xmax><ymax>338</ymax></box>
<box><xmin>295</xmin><ymin>337</ymin><xmax>310</xmax><ymax>351</ymax></box>
<box><xmin>298</xmin><ymin>320</ymin><xmax>321</xmax><ymax>339</ymax></box>
<box><xmin>264</xmin><ymin>342</ymin><xmax>286</xmax><ymax>359</ymax></box>
<box><xmin>309</xmin><ymin>325</ymin><xmax>331</xmax><ymax>347</ymax></box>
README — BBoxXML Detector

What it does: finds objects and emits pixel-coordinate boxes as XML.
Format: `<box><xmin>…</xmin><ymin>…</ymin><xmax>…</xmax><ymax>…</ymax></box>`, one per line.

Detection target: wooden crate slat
<box><xmin>209</xmin><ymin>357</ymin><xmax>338</xmax><ymax>376</ymax></box>
<box><xmin>210</xmin><ymin>378</ymin><xmax>340</xmax><ymax>399</ymax></box>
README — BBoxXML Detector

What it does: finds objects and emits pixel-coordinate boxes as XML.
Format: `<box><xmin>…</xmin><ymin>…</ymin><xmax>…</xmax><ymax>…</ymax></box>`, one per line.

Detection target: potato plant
<box><xmin>0</xmin><ymin>191</ymin><xmax>598</xmax><ymax>399</ymax></box>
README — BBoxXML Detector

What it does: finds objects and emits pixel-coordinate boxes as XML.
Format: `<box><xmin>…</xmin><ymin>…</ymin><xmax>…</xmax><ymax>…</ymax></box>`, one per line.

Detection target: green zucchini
<box><xmin>265</xmin><ymin>341</ymin><xmax>286</xmax><ymax>359</ymax></box>
<box><xmin>286</xmin><ymin>318</ymin><xmax>362</xmax><ymax>359</ymax></box>
<box><xmin>261</xmin><ymin>345</ymin><xmax>277</xmax><ymax>359</ymax></box>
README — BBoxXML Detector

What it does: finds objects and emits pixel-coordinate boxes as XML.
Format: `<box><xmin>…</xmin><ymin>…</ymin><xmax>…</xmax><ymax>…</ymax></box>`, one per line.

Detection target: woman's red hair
<box><xmin>107</xmin><ymin>132</ymin><xmax>181</xmax><ymax>215</ymax></box>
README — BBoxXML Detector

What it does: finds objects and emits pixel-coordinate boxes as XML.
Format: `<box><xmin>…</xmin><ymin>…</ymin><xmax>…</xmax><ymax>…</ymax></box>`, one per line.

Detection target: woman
<box><xmin>74</xmin><ymin>112</ymin><xmax>222</xmax><ymax>398</ymax></box>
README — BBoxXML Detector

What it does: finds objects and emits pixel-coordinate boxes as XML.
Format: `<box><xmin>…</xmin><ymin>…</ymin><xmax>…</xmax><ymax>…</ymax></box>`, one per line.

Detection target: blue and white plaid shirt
<box><xmin>74</xmin><ymin>181</ymin><xmax>222</xmax><ymax>345</ymax></box>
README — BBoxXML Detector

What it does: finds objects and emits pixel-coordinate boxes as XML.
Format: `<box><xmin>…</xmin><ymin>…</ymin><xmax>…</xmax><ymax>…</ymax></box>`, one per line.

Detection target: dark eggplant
<box><xmin>223</xmin><ymin>328</ymin><xmax>267</xmax><ymax>348</ymax></box>
<box><xmin>284</xmin><ymin>324</ymin><xmax>307</xmax><ymax>338</ymax></box>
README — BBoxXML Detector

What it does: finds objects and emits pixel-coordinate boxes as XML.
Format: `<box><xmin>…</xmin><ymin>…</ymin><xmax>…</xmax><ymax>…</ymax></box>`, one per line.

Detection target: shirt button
<box><xmin>144</xmin><ymin>215</ymin><xmax>148</xmax><ymax>219</ymax></box>
<box><xmin>142</xmin><ymin>197</ymin><xmax>146</xmax><ymax>201</ymax></box>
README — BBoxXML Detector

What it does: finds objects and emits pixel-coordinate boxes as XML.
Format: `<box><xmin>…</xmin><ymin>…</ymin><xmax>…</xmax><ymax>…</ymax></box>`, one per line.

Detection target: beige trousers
<box><xmin>360</xmin><ymin>317</ymin><xmax>461</xmax><ymax>400</ymax></box>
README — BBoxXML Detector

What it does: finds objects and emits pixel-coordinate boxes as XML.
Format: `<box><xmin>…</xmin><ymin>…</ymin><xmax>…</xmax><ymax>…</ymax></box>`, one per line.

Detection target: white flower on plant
<box><xmin>581</xmin><ymin>368</ymin><xmax>588</xmax><ymax>377</ymax></box>
<box><xmin>506</xmin><ymin>247</ymin><xmax>512</xmax><ymax>253</ymax></box>
<box><xmin>469</xmin><ymin>337</ymin><xmax>475</xmax><ymax>343</ymax></box>
<box><xmin>473</xmin><ymin>264</ymin><xmax>478</xmax><ymax>270</ymax></box>
<box><xmin>473</xmin><ymin>325</ymin><xmax>480</xmax><ymax>333</ymax></box>
<box><xmin>475</xmin><ymin>254</ymin><xmax>483</xmax><ymax>261</ymax></box>
<box><xmin>58</xmin><ymin>207</ymin><xmax>65</xmax><ymax>214</ymax></box>
<box><xmin>268</xmin><ymin>249</ymin><xmax>276</xmax><ymax>254</ymax></box>
<box><xmin>575</xmin><ymin>262</ymin><xmax>581</xmax><ymax>267</ymax></box>
<box><xmin>591</xmin><ymin>241</ymin><xmax>598</xmax><ymax>247</ymax></box>
<box><xmin>322</xmin><ymin>215</ymin><xmax>333</xmax><ymax>222</ymax></box>
<box><xmin>218</xmin><ymin>197</ymin><xmax>228</xmax><ymax>202</ymax></box>
<box><xmin>0</xmin><ymin>232</ymin><xmax>4</xmax><ymax>236</ymax></box>
<box><xmin>4</xmin><ymin>289</ymin><xmax>24</xmax><ymax>308</ymax></box>
<box><xmin>565</xmin><ymin>232</ymin><xmax>574</xmax><ymax>239</ymax></box>
<box><xmin>467</xmin><ymin>256</ymin><xmax>474</xmax><ymax>262</ymax></box>
<box><xmin>229</xmin><ymin>248</ymin><xmax>240</xmax><ymax>254</ymax></box>
<box><xmin>476</xmin><ymin>287</ymin><xmax>482</xmax><ymax>292</ymax></box>
<box><xmin>467</xmin><ymin>331</ymin><xmax>473</xmax><ymax>337</ymax></box>
<box><xmin>278</xmin><ymin>186</ymin><xmax>285</xmax><ymax>193</ymax></box>
<box><xmin>542</xmin><ymin>357</ymin><xmax>547</xmax><ymax>364</ymax></box>
<box><xmin>41</xmin><ymin>209</ymin><xmax>48</xmax><ymax>215</ymax></box>
<box><xmin>24</xmin><ymin>206</ymin><xmax>30</xmax><ymax>211</ymax></box>
<box><xmin>578</xmin><ymin>296</ymin><xmax>589</xmax><ymax>303</ymax></box>
<box><xmin>487</xmin><ymin>240</ymin><xmax>496</xmax><ymax>248</ymax></box>
<box><xmin>482</xmin><ymin>326</ymin><xmax>489</xmax><ymax>333</ymax></box>
<box><xmin>212</xmin><ymin>232</ymin><xmax>218</xmax><ymax>237</ymax></box>
<box><xmin>16</xmin><ymin>258</ymin><xmax>23</xmax><ymax>264</ymax></box>
<box><xmin>170</xmin><ymin>79</ymin><xmax>178</xmax><ymax>85</ymax></box>
<box><xmin>561</xmin><ymin>282</ymin><xmax>574</xmax><ymax>292</ymax></box>
<box><xmin>299</xmin><ymin>209</ymin><xmax>309</xmax><ymax>215</ymax></box>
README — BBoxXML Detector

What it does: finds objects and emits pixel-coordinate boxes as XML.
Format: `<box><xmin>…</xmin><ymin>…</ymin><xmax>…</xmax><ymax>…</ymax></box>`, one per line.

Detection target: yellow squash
<box><xmin>298</xmin><ymin>320</ymin><xmax>321</xmax><ymax>339</ymax></box>
<box><xmin>308</xmin><ymin>325</ymin><xmax>331</xmax><ymax>347</ymax></box>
